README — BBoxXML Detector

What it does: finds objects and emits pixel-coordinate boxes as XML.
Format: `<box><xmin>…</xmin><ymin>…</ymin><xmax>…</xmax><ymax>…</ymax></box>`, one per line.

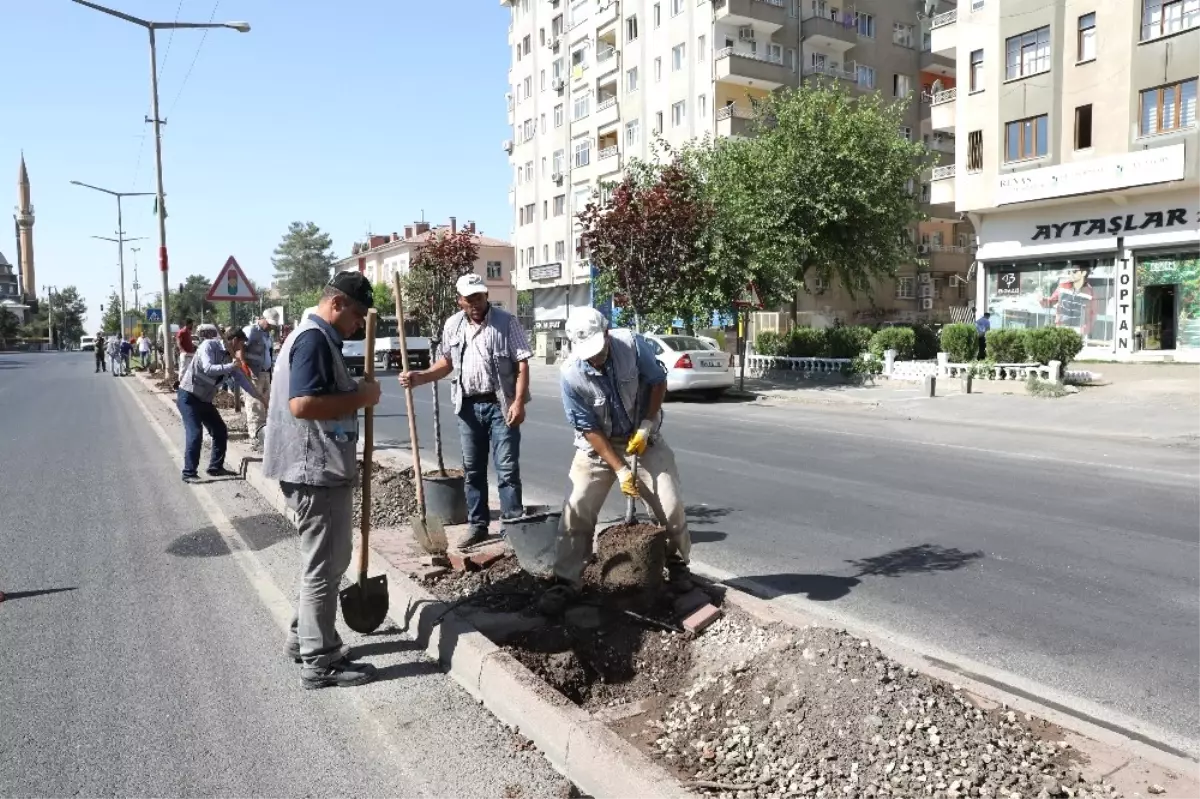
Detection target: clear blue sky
<box><xmin>2</xmin><ymin>0</ymin><xmax>514</xmax><ymax>332</ymax></box>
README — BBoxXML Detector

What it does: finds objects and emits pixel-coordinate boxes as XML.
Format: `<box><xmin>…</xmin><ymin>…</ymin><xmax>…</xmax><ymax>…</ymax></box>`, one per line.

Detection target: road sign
<box><xmin>732</xmin><ymin>282</ymin><xmax>763</xmax><ymax>310</ymax></box>
<box><xmin>145</xmin><ymin>308</ymin><xmax>163</xmax><ymax>323</ymax></box>
<box><xmin>206</xmin><ymin>256</ymin><xmax>258</xmax><ymax>302</ymax></box>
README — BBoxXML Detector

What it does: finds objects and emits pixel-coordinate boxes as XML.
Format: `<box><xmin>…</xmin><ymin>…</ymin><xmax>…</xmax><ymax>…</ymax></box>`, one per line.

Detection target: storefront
<box><xmin>975</xmin><ymin>188</ymin><xmax>1200</xmax><ymax>360</ymax></box>
<box><xmin>529</xmin><ymin>263</ymin><xmax>592</xmax><ymax>358</ymax></box>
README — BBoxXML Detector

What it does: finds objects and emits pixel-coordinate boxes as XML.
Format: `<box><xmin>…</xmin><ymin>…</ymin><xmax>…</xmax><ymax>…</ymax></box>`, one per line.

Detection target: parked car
<box><xmin>80</xmin><ymin>335</ymin><xmax>96</xmax><ymax>352</ymax></box>
<box><xmin>643</xmin><ymin>333</ymin><xmax>735</xmax><ymax>399</ymax></box>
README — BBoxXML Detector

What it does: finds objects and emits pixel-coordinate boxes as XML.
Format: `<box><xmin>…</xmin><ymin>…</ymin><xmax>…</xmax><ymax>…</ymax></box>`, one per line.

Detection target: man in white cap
<box><xmin>543</xmin><ymin>307</ymin><xmax>693</xmax><ymax>612</ymax></box>
<box><xmin>243</xmin><ymin>308</ymin><xmax>280</xmax><ymax>449</ymax></box>
<box><xmin>400</xmin><ymin>272</ymin><xmax>532</xmax><ymax>546</ymax></box>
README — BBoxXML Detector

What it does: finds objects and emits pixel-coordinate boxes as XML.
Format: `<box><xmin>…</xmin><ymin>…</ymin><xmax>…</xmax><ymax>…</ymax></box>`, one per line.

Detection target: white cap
<box><xmin>455</xmin><ymin>273</ymin><xmax>488</xmax><ymax>297</ymax></box>
<box><xmin>565</xmin><ymin>307</ymin><xmax>608</xmax><ymax>360</ymax></box>
<box><xmin>261</xmin><ymin>307</ymin><xmax>282</xmax><ymax>326</ymax></box>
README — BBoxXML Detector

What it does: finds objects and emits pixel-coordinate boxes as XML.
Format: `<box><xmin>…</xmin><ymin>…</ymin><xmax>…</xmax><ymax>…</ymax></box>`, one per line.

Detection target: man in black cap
<box><xmin>263</xmin><ymin>271</ymin><xmax>382</xmax><ymax>689</ymax></box>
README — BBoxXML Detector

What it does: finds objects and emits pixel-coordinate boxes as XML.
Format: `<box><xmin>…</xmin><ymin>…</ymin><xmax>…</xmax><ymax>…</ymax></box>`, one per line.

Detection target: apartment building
<box><xmin>504</xmin><ymin>0</ymin><xmax>973</xmax><ymax>354</ymax></box>
<box><xmin>332</xmin><ymin>218</ymin><xmax>517</xmax><ymax>314</ymax></box>
<box><xmin>930</xmin><ymin>0</ymin><xmax>1199</xmax><ymax>360</ymax></box>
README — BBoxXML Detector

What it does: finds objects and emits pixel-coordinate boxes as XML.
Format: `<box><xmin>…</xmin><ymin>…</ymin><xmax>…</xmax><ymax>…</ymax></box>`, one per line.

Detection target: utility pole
<box><xmin>131</xmin><ymin>246</ymin><xmax>141</xmax><ymax>311</ymax></box>
<box><xmin>43</xmin><ymin>284</ymin><xmax>54</xmax><ymax>350</ymax></box>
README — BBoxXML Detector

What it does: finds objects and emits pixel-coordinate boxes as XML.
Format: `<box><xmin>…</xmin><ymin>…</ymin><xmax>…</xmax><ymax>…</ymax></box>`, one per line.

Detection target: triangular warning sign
<box><xmin>206</xmin><ymin>256</ymin><xmax>258</xmax><ymax>302</ymax></box>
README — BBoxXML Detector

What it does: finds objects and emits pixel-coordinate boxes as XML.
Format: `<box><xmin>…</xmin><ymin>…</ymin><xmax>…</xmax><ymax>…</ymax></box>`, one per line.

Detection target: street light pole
<box><xmin>71</xmin><ymin>181</ymin><xmax>153</xmax><ymax>341</ymax></box>
<box><xmin>69</xmin><ymin>0</ymin><xmax>250</xmax><ymax>376</ymax></box>
<box><xmin>131</xmin><ymin>246</ymin><xmax>141</xmax><ymax>310</ymax></box>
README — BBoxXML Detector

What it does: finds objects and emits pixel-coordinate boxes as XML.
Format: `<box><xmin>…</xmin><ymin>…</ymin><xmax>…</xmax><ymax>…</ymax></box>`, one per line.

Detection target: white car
<box><xmin>644</xmin><ymin>333</ymin><xmax>735</xmax><ymax>399</ymax></box>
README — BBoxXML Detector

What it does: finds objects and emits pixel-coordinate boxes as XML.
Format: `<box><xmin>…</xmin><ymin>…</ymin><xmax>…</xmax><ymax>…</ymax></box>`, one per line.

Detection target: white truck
<box><xmin>297</xmin><ymin>308</ymin><xmax>430</xmax><ymax>376</ymax></box>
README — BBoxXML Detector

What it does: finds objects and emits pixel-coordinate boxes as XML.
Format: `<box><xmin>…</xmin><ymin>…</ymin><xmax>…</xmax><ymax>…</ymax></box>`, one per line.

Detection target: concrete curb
<box><xmin>126</xmin><ymin>375</ymin><xmax>690</xmax><ymax>799</ymax></box>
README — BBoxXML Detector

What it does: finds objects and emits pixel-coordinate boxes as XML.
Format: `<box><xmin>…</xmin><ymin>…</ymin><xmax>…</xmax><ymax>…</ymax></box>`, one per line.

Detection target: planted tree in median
<box><xmin>713</xmin><ymin>83</ymin><xmax>929</xmax><ymax>318</ymax></box>
<box><xmin>402</xmin><ymin>226</ymin><xmax>479</xmax><ymax>475</ymax></box>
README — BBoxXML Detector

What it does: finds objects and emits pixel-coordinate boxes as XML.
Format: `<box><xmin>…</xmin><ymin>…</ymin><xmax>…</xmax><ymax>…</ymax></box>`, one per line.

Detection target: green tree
<box><xmin>51</xmin><ymin>286</ymin><xmax>88</xmax><ymax>346</ymax></box>
<box><xmin>272</xmin><ymin>222</ymin><xmax>335</xmax><ymax>296</ymax></box>
<box><xmin>404</xmin><ymin>227</ymin><xmax>480</xmax><ymax>475</ymax></box>
<box><xmin>100</xmin><ymin>291</ymin><xmax>122</xmax><ymax>334</ymax></box>
<box><xmin>167</xmin><ymin>275</ymin><xmax>217</xmax><ymax>325</ymax></box>
<box><xmin>711</xmin><ymin>84</ymin><xmax>929</xmax><ymax>316</ymax></box>
<box><xmin>0</xmin><ymin>307</ymin><xmax>19</xmax><ymax>348</ymax></box>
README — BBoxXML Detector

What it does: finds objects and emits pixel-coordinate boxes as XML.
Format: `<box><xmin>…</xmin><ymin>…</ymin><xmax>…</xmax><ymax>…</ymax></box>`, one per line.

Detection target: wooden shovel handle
<box><xmin>392</xmin><ymin>273</ymin><xmax>428</xmax><ymax>519</ymax></box>
<box><xmin>356</xmin><ymin>309</ymin><xmax>377</xmax><ymax>583</ymax></box>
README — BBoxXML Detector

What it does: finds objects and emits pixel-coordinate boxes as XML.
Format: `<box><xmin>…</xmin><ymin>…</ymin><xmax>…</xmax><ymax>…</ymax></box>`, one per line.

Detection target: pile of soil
<box><xmin>641</xmin><ymin>626</ymin><xmax>1119</xmax><ymax>799</ymax></box>
<box><xmin>353</xmin><ymin>462</ymin><xmax>418</xmax><ymax>529</ymax></box>
<box><xmin>212</xmin><ymin>391</ymin><xmax>237</xmax><ymax>410</ymax></box>
<box><xmin>584</xmin><ymin>523</ymin><xmax>666</xmax><ymax>596</ymax></box>
<box><xmin>155</xmin><ymin>377</ymin><xmax>177</xmax><ymax>393</ymax></box>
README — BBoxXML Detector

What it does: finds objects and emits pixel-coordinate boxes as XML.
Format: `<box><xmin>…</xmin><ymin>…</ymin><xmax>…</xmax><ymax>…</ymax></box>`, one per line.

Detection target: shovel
<box><xmin>392</xmin><ymin>273</ymin><xmax>448</xmax><ymax>556</ymax></box>
<box><xmin>339</xmin><ymin>309</ymin><xmax>390</xmax><ymax>634</ymax></box>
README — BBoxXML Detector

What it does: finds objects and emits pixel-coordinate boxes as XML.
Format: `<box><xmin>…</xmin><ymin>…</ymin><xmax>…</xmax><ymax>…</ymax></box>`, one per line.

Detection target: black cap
<box><xmin>328</xmin><ymin>271</ymin><xmax>374</xmax><ymax>309</ymax></box>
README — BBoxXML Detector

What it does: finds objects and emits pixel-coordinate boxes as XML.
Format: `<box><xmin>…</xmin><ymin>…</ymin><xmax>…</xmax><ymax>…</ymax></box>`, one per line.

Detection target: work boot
<box><xmin>301</xmin><ymin>657</ymin><xmax>377</xmax><ymax>690</ymax></box>
<box><xmin>286</xmin><ymin>641</ymin><xmax>354</xmax><ymax>664</ymax></box>
<box><xmin>206</xmin><ymin>466</ymin><xmax>239</xmax><ymax>478</ymax></box>
<box><xmin>667</xmin><ymin>560</ymin><xmax>695</xmax><ymax>594</ymax></box>
<box><xmin>182</xmin><ymin>472</ymin><xmax>200</xmax><ymax>484</ymax></box>
<box><xmin>456</xmin><ymin>526</ymin><xmax>490</xmax><ymax>549</ymax></box>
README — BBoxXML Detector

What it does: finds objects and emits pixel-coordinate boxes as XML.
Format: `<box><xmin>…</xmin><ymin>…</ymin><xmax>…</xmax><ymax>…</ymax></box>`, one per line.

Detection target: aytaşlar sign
<box><xmin>1031</xmin><ymin>208</ymin><xmax>1194</xmax><ymax>241</ymax></box>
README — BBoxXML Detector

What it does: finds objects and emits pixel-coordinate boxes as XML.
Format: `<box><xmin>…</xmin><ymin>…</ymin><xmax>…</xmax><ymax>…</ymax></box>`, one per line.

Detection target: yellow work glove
<box><xmin>625</xmin><ymin>421</ymin><xmax>653</xmax><ymax>457</ymax></box>
<box><xmin>616</xmin><ymin>467</ymin><xmax>639</xmax><ymax>498</ymax></box>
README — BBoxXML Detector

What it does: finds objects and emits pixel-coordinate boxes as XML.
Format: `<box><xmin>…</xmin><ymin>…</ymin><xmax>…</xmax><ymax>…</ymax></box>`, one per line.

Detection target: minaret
<box><xmin>16</xmin><ymin>154</ymin><xmax>35</xmax><ymax>301</ymax></box>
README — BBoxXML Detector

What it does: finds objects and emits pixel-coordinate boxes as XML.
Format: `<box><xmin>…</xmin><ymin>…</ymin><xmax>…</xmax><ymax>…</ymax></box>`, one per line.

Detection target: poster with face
<box><xmin>986</xmin><ymin>259</ymin><xmax>1115</xmax><ymax>344</ymax></box>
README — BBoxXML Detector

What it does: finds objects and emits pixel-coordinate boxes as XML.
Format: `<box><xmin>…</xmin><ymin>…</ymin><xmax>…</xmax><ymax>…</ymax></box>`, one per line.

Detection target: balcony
<box><xmin>716</xmin><ymin>103</ymin><xmax>756</xmax><ymax>137</ymax></box>
<box><xmin>929</xmin><ymin>164</ymin><xmax>956</xmax><ymax>207</ymax></box>
<box><xmin>713</xmin><ymin>0</ymin><xmax>786</xmax><ymax>33</ymax></box>
<box><xmin>919</xmin><ymin>46</ymin><xmax>955</xmax><ymax>77</ymax></box>
<box><xmin>595</xmin><ymin>44</ymin><xmax>619</xmax><ymax>78</ymax></box>
<box><xmin>924</xmin><ymin>246</ymin><xmax>973</xmax><ymax>274</ymax></box>
<box><xmin>802</xmin><ymin>61</ymin><xmax>856</xmax><ymax>84</ymax></box>
<box><xmin>594</xmin><ymin>89</ymin><xmax>620</xmax><ymax>128</ymax></box>
<box><xmin>928</xmin><ymin>9</ymin><xmax>957</xmax><ymax>55</ymax></box>
<box><xmin>930</xmin><ymin>87</ymin><xmax>956</xmax><ymax>132</ymax></box>
<box><xmin>714</xmin><ymin>47</ymin><xmax>792</xmax><ymax>89</ymax></box>
<box><xmin>801</xmin><ymin>12</ymin><xmax>857</xmax><ymax>52</ymax></box>
<box><xmin>594</xmin><ymin>0</ymin><xmax>618</xmax><ymax>29</ymax></box>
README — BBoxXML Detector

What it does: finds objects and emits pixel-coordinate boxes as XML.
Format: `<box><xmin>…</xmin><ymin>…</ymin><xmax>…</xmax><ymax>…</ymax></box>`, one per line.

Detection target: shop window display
<box><xmin>1135</xmin><ymin>252</ymin><xmax>1200</xmax><ymax>350</ymax></box>
<box><xmin>986</xmin><ymin>259</ymin><xmax>1115</xmax><ymax>346</ymax></box>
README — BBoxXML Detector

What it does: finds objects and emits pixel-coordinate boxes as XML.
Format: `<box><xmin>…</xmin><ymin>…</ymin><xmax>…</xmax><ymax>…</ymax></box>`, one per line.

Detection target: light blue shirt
<box><xmin>561</xmin><ymin>333</ymin><xmax>666</xmax><ymax>437</ymax></box>
<box><xmin>976</xmin><ymin>316</ymin><xmax>991</xmax><ymax>335</ymax></box>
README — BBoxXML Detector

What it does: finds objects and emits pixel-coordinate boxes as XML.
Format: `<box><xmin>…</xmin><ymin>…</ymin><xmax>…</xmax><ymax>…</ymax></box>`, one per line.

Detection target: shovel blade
<box><xmin>339</xmin><ymin>574</ymin><xmax>389</xmax><ymax>634</ymax></box>
<box><xmin>411</xmin><ymin>514</ymin><xmax>448</xmax><ymax>555</ymax></box>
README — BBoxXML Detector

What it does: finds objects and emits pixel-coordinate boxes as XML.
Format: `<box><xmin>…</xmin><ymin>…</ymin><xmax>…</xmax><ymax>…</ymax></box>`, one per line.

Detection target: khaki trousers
<box><xmin>245</xmin><ymin>371</ymin><xmax>271</xmax><ymax>434</ymax></box>
<box><xmin>554</xmin><ymin>436</ymin><xmax>691</xmax><ymax>587</ymax></box>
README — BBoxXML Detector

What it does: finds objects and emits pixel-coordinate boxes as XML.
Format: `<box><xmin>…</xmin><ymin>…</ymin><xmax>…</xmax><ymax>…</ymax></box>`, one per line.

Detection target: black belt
<box><xmin>463</xmin><ymin>392</ymin><xmax>498</xmax><ymax>404</ymax></box>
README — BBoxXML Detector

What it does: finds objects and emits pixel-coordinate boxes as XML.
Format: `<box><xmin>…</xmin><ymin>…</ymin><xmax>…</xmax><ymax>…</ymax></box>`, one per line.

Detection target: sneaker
<box><xmin>455</xmin><ymin>526</ymin><xmax>491</xmax><ymax>549</ymax></box>
<box><xmin>301</xmin><ymin>658</ymin><xmax>377</xmax><ymax>690</ymax></box>
<box><xmin>206</xmin><ymin>466</ymin><xmax>239</xmax><ymax>478</ymax></box>
<box><xmin>287</xmin><ymin>642</ymin><xmax>355</xmax><ymax>664</ymax></box>
<box><xmin>667</xmin><ymin>560</ymin><xmax>695</xmax><ymax>594</ymax></box>
<box><xmin>182</xmin><ymin>472</ymin><xmax>200</xmax><ymax>484</ymax></box>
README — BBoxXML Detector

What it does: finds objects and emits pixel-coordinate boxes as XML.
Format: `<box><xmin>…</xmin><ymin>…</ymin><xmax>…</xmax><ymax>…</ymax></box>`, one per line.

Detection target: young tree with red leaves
<box><xmin>402</xmin><ymin>226</ymin><xmax>480</xmax><ymax>474</ymax></box>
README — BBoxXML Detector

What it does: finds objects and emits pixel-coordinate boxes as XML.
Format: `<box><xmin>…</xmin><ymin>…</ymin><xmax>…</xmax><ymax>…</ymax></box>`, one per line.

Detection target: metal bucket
<box><xmin>422</xmin><ymin>471</ymin><xmax>468</xmax><ymax>526</ymax></box>
<box><xmin>502</xmin><ymin>505</ymin><xmax>562</xmax><ymax>578</ymax></box>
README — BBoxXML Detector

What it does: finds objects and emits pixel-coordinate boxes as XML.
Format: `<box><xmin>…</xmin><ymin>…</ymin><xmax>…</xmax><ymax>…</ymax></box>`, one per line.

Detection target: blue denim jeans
<box><xmin>456</xmin><ymin>396</ymin><xmax>522</xmax><ymax>533</ymax></box>
<box><xmin>176</xmin><ymin>389</ymin><xmax>228</xmax><ymax>476</ymax></box>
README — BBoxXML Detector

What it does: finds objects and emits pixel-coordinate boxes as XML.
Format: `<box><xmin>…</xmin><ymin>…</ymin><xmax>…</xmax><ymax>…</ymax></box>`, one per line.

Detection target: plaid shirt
<box><xmin>438</xmin><ymin>308</ymin><xmax>532</xmax><ymax>405</ymax></box>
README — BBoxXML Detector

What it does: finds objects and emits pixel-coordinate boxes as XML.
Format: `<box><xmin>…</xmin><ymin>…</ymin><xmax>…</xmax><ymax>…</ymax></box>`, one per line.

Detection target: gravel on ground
<box><xmin>354</xmin><ymin>463</ymin><xmax>418</xmax><ymax>529</ymax></box>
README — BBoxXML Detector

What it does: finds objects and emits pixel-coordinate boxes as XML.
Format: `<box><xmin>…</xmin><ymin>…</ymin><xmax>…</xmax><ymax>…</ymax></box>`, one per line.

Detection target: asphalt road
<box><xmin>0</xmin><ymin>353</ymin><xmax>567</xmax><ymax>798</ymax></box>
<box><xmin>374</xmin><ymin>363</ymin><xmax>1200</xmax><ymax>755</ymax></box>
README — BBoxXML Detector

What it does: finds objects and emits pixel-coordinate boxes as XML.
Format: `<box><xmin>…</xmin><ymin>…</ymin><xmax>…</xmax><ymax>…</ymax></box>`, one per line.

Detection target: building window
<box><xmin>1005</xmin><ymin>27</ymin><xmax>1050</xmax><ymax>80</ymax></box>
<box><xmin>1075</xmin><ymin>105</ymin><xmax>1094</xmax><ymax>149</ymax></box>
<box><xmin>856</xmin><ymin>12</ymin><xmax>875</xmax><ymax>37</ymax></box>
<box><xmin>898</xmin><ymin>125</ymin><xmax>912</xmax><ymax>140</ymax></box>
<box><xmin>523</xmin><ymin>76</ymin><xmax>532</xmax><ymax>97</ymax></box>
<box><xmin>625</xmin><ymin>118</ymin><xmax>640</xmax><ymax>147</ymax></box>
<box><xmin>522</xmin><ymin>35</ymin><xmax>531</xmax><ymax>55</ymax></box>
<box><xmin>523</xmin><ymin>204</ymin><xmax>535</xmax><ymax>225</ymax></box>
<box><xmin>967</xmin><ymin>130</ymin><xmax>983</xmax><ymax>171</ymax></box>
<box><xmin>573</xmin><ymin>94</ymin><xmax>590</xmax><ymax>120</ymax></box>
<box><xmin>672</xmin><ymin>100</ymin><xmax>686</xmax><ymax>127</ymax></box>
<box><xmin>524</xmin><ymin>161</ymin><xmax>533</xmax><ymax>181</ymax></box>
<box><xmin>654</xmin><ymin>57</ymin><xmax>662</xmax><ymax>82</ymax></box>
<box><xmin>1141</xmin><ymin>0</ymin><xmax>1200</xmax><ymax>40</ymax></box>
<box><xmin>626</xmin><ymin>14</ymin><xmax>638</xmax><ymax>41</ymax></box>
<box><xmin>653</xmin><ymin>2</ymin><xmax>661</xmax><ymax>27</ymax></box>
<box><xmin>1139</xmin><ymin>79</ymin><xmax>1198</xmax><ymax>135</ymax></box>
<box><xmin>525</xmin><ymin>247</ymin><xmax>534</xmax><ymax>266</ymax></box>
<box><xmin>893</xmin><ymin>74</ymin><xmax>913</xmax><ymax>98</ymax></box>
<box><xmin>523</xmin><ymin>118</ymin><xmax>535</xmax><ymax>140</ymax></box>
<box><xmin>627</xmin><ymin>67</ymin><xmax>639</xmax><ymax>92</ymax></box>
<box><xmin>895</xmin><ymin>276</ymin><xmax>916</xmax><ymax>300</ymax></box>
<box><xmin>1077</xmin><ymin>13</ymin><xmax>1097</xmax><ymax>61</ymax></box>
<box><xmin>486</xmin><ymin>261</ymin><xmax>503</xmax><ymax>280</ymax></box>
<box><xmin>553</xmin><ymin>57</ymin><xmax>564</xmax><ymax>81</ymax></box>
<box><xmin>555</xmin><ymin>240</ymin><xmax>565</xmax><ymax>260</ymax></box>
<box><xmin>543</xmin><ymin>199</ymin><xmax>548</xmax><ymax>219</ymax></box>
<box><xmin>654</xmin><ymin>111</ymin><xmax>664</xmax><ymax>133</ymax></box>
<box><xmin>540</xmin><ymin>70</ymin><xmax>546</xmax><ymax>92</ymax></box>
<box><xmin>698</xmin><ymin>93</ymin><xmax>707</xmax><ymax>119</ymax></box>
<box><xmin>857</xmin><ymin>65</ymin><xmax>875</xmax><ymax>88</ymax></box>
<box><xmin>543</xmin><ymin>245</ymin><xmax>549</xmax><ymax>263</ymax></box>
<box><xmin>573</xmin><ymin>186</ymin><xmax>591</xmax><ymax>214</ymax></box>
<box><xmin>672</xmin><ymin>43</ymin><xmax>686</xmax><ymax>71</ymax></box>
<box><xmin>893</xmin><ymin>22</ymin><xmax>914</xmax><ymax>48</ymax></box>
<box><xmin>698</xmin><ymin>35</ymin><xmax>706</xmax><ymax>61</ymax></box>
<box><xmin>540</xmin><ymin>114</ymin><xmax>546</xmax><ymax>133</ymax></box>
<box><xmin>553</xmin><ymin>194</ymin><xmax>566</xmax><ymax>215</ymax></box>
<box><xmin>788</xmin><ymin>48</ymin><xmax>797</xmax><ymax>72</ymax></box>
<box><xmin>553</xmin><ymin>149</ymin><xmax>564</xmax><ymax>174</ymax></box>
<box><xmin>554</xmin><ymin>104</ymin><xmax>564</xmax><ymax>127</ymax></box>
<box><xmin>969</xmin><ymin>49</ymin><xmax>984</xmax><ymax>91</ymax></box>
<box><xmin>1005</xmin><ymin>114</ymin><xmax>1048</xmax><ymax>161</ymax></box>
<box><xmin>670</xmin><ymin>0</ymin><xmax>684</xmax><ymax>16</ymax></box>
<box><xmin>573</xmin><ymin>138</ymin><xmax>591</xmax><ymax>167</ymax></box>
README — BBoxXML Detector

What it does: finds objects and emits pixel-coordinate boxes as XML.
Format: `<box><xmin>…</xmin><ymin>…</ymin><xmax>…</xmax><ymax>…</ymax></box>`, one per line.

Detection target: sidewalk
<box><xmin>730</xmin><ymin>363</ymin><xmax>1200</xmax><ymax>442</ymax></box>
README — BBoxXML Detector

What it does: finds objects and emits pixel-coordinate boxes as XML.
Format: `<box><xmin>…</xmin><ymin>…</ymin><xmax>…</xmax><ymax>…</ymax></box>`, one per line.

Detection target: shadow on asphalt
<box><xmin>166</xmin><ymin>514</ymin><xmax>296</xmax><ymax>558</ymax></box>
<box><xmin>686</xmin><ymin>504</ymin><xmax>733</xmax><ymax>543</ymax></box>
<box><xmin>725</xmin><ymin>543</ymin><xmax>984</xmax><ymax>603</ymax></box>
<box><xmin>0</xmin><ymin>586</ymin><xmax>78</xmax><ymax>602</ymax></box>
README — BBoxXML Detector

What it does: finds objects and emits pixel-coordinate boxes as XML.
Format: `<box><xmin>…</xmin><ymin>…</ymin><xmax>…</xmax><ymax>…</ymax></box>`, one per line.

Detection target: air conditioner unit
<box><xmin>552</xmin><ymin>77</ymin><xmax>566</xmax><ymax>91</ymax></box>
<box><xmin>552</xmin><ymin>171</ymin><xmax>564</xmax><ymax>184</ymax></box>
<box><xmin>916</xmin><ymin>244</ymin><xmax>930</xmax><ymax>255</ymax></box>
<box><xmin>503</xmin><ymin>139</ymin><xmax>514</xmax><ymax>154</ymax></box>
<box><xmin>919</xmin><ymin>283</ymin><xmax>934</xmax><ymax>298</ymax></box>
<box><xmin>738</xmin><ymin>26</ymin><xmax>756</xmax><ymax>40</ymax></box>
<box><xmin>918</xmin><ymin>272</ymin><xmax>932</xmax><ymax>284</ymax></box>
<box><xmin>920</xmin><ymin>297</ymin><xmax>935</xmax><ymax>311</ymax></box>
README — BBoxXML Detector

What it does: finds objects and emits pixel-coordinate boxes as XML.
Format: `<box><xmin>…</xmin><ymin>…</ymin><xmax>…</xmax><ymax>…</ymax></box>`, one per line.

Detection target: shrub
<box><xmin>868</xmin><ymin>326</ymin><xmax>916</xmax><ymax>360</ymax></box>
<box><xmin>939</xmin><ymin>323</ymin><xmax>978</xmax><ymax>363</ymax></box>
<box><xmin>787</xmin><ymin>326</ymin><xmax>828</xmax><ymax>357</ymax></box>
<box><xmin>911</xmin><ymin>323</ymin><xmax>940</xmax><ymax>360</ymax></box>
<box><xmin>826</xmin><ymin>325</ymin><xmax>874</xmax><ymax>358</ymax></box>
<box><xmin>754</xmin><ymin>330</ymin><xmax>786</xmax><ymax>357</ymax></box>
<box><xmin>1024</xmin><ymin>326</ymin><xmax>1084</xmax><ymax>367</ymax></box>
<box><xmin>986</xmin><ymin>328</ymin><xmax>1027</xmax><ymax>362</ymax></box>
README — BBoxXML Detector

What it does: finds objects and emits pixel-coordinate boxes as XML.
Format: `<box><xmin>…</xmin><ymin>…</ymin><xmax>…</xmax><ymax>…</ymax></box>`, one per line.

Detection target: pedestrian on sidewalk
<box><xmin>137</xmin><ymin>332</ymin><xmax>151</xmax><ymax>370</ymax></box>
<box><xmin>119</xmin><ymin>337</ymin><xmax>132</xmax><ymax>375</ymax></box>
<box><xmin>176</xmin><ymin>318</ymin><xmax>196</xmax><ymax>388</ymax></box>
<box><xmin>177</xmin><ymin>327</ymin><xmax>255</xmax><ymax>483</ymax></box>
<box><xmin>94</xmin><ymin>332</ymin><xmax>106</xmax><ymax>373</ymax></box>
<box><xmin>541</xmin><ymin>308</ymin><xmax>694</xmax><ymax>614</ymax></box>
<box><xmin>263</xmin><ymin>272</ymin><xmax>381</xmax><ymax>690</ymax></box>
<box><xmin>242</xmin><ymin>308</ymin><xmax>280</xmax><ymax>451</ymax></box>
<box><xmin>975</xmin><ymin>311</ymin><xmax>991</xmax><ymax>360</ymax></box>
<box><xmin>399</xmin><ymin>273</ymin><xmax>532</xmax><ymax>547</ymax></box>
<box><xmin>107</xmin><ymin>335</ymin><xmax>123</xmax><ymax>376</ymax></box>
